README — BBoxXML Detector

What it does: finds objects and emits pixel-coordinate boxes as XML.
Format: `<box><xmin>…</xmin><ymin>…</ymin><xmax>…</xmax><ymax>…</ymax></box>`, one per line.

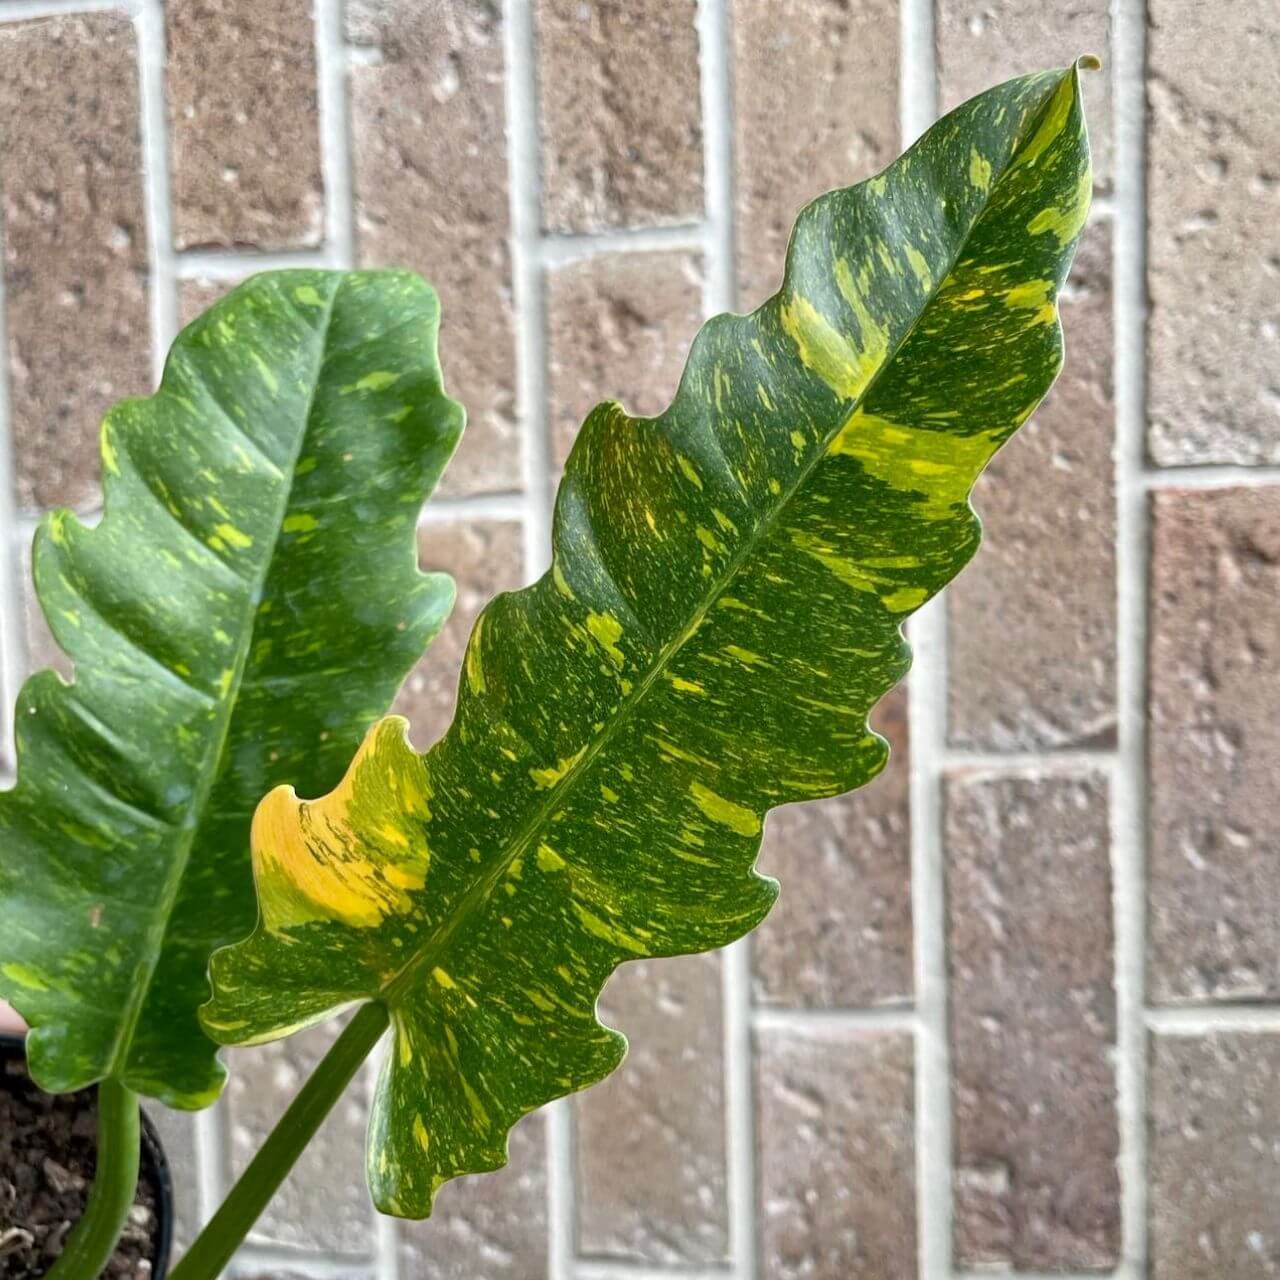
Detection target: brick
<box><xmin>179</xmin><ymin>278</ymin><xmax>236</xmax><ymax>327</ymax></box>
<box><xmin>946</xmin><ymin>770</ymin><xmax>1119</xmax><ymax>1269</ymax></box>
<box><xmin>576</xmin><ymin>953</ymin><xmax>727</xmax><ymax>1265</ymax></box>
<box><xmin>1147</xmin><ymin>2</ymin><xmax>1280</xmax><ymax>465</ymax></box>
<box><xmin>0</xmin><ymin>15</ymin><xmax>150</xmax><ymax>513</ymax></box>
<box><xmin>392</xmin><ymin>520</ymin><xmax>524</xmax><ymax>747</ymax></box>
<box><xmin>1150</xmin><ymin>1032</ymin><xmax>1280</xmax><ymax>1278</ymax></box>
<box><xmin>936</xmin><ymin>0</ymin><xmax>1113</xmax><ymax>187</ymax></box>
<box><xmin>753</xmin><ymin>687</ymin><xmax>912</xmax><ymax>1007</ymax></box>
<box><xmin>948</xmin><ymin>223</ymin><xmax>1116</xmax><ymax>749</ymax></box>
<box><xmin>226</xmin><ymin>1019</ymin><xmax>373</xmax><ymax>1254</ymax></box>
<box><xmin>756</xmin><ymin>1026</ymin><xmax>916</xmax><ymax>1279</ymax></box>
<box><xmin>142</xmin><ymin>1104</ymin><xmax>201</xmax><ymax>1253</ymax></box>
<box><xmin>399</xmin><ymin>1112</ymin><xmax>547</xmax><ymax>1279</ymax></box>
<box><xmin>732</xmin><ymin>0</ymin><xmax>898</xmax><ymax>311</ymax></box>
<box><xmin>166</xmin><ymin>0</ymin><xmax>324</xmax><ymax>250</ymax></box>
<box><xmin>546</xmin><ymin>251</ymin><xmax>703</xmax><ymax>470</ymax></box>
<box><xmin>350</xmin><ymin>0</ymin><xmax>519</xmax><ymax>496</ymax></box>
<box><xmin>535</xmin><ymin>0</ymin><xmax>703</xmax><ymax>232</ymax></box>
<box><xmin>1148</xmin><ymin>488</ymin><xmax>1280</xmax><ymax>1002</ymax></box>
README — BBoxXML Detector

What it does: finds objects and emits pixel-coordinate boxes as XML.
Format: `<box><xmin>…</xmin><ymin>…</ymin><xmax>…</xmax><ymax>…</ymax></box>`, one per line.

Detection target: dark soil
<box><xmin>0</xmin><ymin>1050</ymin><xmax>164</xmax><ymax>1279</ymax></box>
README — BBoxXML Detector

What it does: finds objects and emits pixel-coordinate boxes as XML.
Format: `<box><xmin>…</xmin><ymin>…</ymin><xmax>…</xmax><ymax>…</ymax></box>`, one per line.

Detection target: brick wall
<box><xmin>0</xmin><ymin>2</ymin><xmax>1276</xmax><ymax>1278</ymax></box>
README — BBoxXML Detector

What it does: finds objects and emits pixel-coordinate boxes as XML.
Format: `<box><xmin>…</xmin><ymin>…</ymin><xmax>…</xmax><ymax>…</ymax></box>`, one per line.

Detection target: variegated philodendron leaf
<box><xmin>205</xmin><ymin>64</ymin><xmax>1095</xmax><ymax>1213</ymax></box>
<box><xmin>0</xmin><ymin>270</ymin><xmax>464</xmax><ymax>1106</ymax></box>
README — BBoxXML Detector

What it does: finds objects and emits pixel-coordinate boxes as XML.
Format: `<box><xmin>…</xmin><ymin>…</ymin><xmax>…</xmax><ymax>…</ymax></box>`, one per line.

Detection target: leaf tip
<box><xmin>1075</xmin><ymin>53</ymin><xmax>1103</xmax><ymax>73</ymax></box>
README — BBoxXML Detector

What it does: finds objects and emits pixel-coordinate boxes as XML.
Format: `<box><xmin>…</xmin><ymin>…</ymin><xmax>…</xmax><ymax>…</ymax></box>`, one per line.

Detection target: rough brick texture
<box><xmin>536</xmin><ymin>0</ymin><xmax>703</xmax><ymax>232</ymax></box>
<box><xmin>753</xmin><ymin>687</ymin><xmax>912</xmax><ymax>1007</ymax></box>
<box><xmin>732</xmin><ymin>0</ymin><xmax>899</xmax><ymax>311</ymax></box>
<box><xmin>937</xmin><ymin>0</ymin><xmax>1113</xmax><ymax>187</ymax></box>
<box><xmin>1149</xmin><ymin>488</ymin><xmax>1280</xmax><ymax>1002</ymax></box>
<box><xmin>225</xmin><ymin>1021</ymin><xmax>373</xmax><ymax>1253</ymax></box>
<box><xmin>0</xmin><ymin>14</ymin><xmax>150</xmax><ymax>513</ymax></box>
<box><xmin>349</xmin><ymin>0</ymin><xmax>519</xmax><ymax>496</ymax></box>
<box><xmin>392</xmin><ymin>520</ymin><xmax>524</xmax><ymax>747</ymax></box>
<box><xmin>948</xmin><ymin>223</ymin><xmax>1116</xmax><ymax>749</ymax></box>
<box><xmin>1150</xmin><ymin>1033</ymin><xmax>1280</xmax><ymax>1278</ymax></box>
<box><xmin>166</xmin><ymin>0</ymin><xmax>324</xmax><ymax>250</ymax></box>
<box><xmin>576</xmin><ymin>953</ymin><xmax>727</xmax><ymax>1265</ymax></box>
<box><xmin>946</xmin><ymin>771</ymin><xmax>1120</xmax><ymax>1269</ymax></box>
<box><xmin>1147</xmin><ymin>1</ymin><xmax>1280</xmax><ymax>465</ymax></box>
<box><xmin>756</xmin><ymin>1027</ymin><xmax>916</xmax><ymax>1279</ymax></box>
<box><xmin>400</xmin><ymin>1113</ymin><xmax>547</xmax><ymax>1280</ymax></box>
<box><xmin>546</xmin><ymin>250</ymin><xmax>703</xmax><ymax>470</ymax></box>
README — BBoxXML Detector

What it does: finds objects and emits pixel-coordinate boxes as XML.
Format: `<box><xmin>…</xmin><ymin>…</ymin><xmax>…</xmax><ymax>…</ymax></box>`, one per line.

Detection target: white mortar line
<box><xmin>499</xmin><ymin>2</ymin><xmax>571</xmax><ymax>1275</ymax></box>
<box><xmin>136</xmin><ymin>0</ymin><xmax>177</xmax><ymax>381</ymax></box>
<box><xmin>315</xmin><ymin>0</ymin><xmax>354</xmax><ymax>269</ymax></box>
<box><xmin>416</xmin><ymin>490</ymin><xmax>527</xmax><ymax>526</ymax></box>
<box><xmin>941</xmin><ymin>747</ymin><xmax>1116</xmax><ymax>772</ymax></box>
<box><xmin>232</xmin><ymin>1243</ymin><xmax>375</xmax><ymax>1278</ymax></box>
<box><xmin>0</xmin><ymin>0</ymin><xmax>139</xmax><ymax>19</ymax></box>
<box><xmin>504</xmin><ymin>0</ymin><xmax>552</xmax><ymax>586</ymax></box>
<box><xmin>1142</xmin><ymin>463</ymin><xmax>1280</xmax><ymax>489</ymax></box>
<box><xmin>175</xmin><ymin>248</ymin><xmax>333</xmax><ymax>280</ymax></box>
<box><xmin>955</xmin><ymin>1272</ymin><xmax>1130</xmax><ymax>1280</ymax></box>
<box><xmin>900</xmin><ymin>2</ymin><xmax>949</xmax><ymax>1276</ymax></box>
<box><xmin>0</xmin><ymin>179</ymin><xmax>25</xmax><ymax>774</ymax></box>
<box><xmin>1146</xmin><ymin>1005</ymin><xmax>1280</xmax><ymax>1035</ymax></box>
<box><xmin>696</xmin><ymin>3</ymin><xmax>756</xmax><ymax>1278</ymax></box>
<box><xmin>540</xmin><ymin>223</ymin><xmax>708</xmax><ymax>269</ymax></box>
<box><xmin>577</xmin><ymin>1265</ymin><xmax>732</xmax><ymax>1280</ymax></box>
<box><xmin>753</xmin><ymin>1006</ymin><xmax>917</xmax><ymax>1035</ymax></box>
<box><xmin>1112</xmin><ymin>0</ymin><xmax>1150</xmax><ymax>1273</ymax></box>
<box><xmin>365</xmin><ymin>1035</ymin><xmax>400</xmax><ymax>1280</ymax></box>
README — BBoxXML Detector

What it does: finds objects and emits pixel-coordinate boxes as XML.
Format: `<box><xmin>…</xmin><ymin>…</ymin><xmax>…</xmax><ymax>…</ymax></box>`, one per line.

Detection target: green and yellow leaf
<box><xmin>0</xmin><ymin>270</ymin><xmax>463</xmax><ymax>1106</ymax></box>
<box><xmin>204</xmin><ymin>65</ymin><xmax>1095</xmax><ymax>1213</ymax></box>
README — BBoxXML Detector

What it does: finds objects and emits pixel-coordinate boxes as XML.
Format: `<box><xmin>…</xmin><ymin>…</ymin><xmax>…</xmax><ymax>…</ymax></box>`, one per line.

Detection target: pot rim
<box><xmin>0</xmin><ymin>1031</ymin><xmax>174</xmax><ymax>1279</ymax></box>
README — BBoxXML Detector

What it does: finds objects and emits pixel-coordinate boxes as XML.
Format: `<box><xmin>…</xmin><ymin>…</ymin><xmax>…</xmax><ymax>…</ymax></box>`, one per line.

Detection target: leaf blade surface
<box><xmin>206</xmin><ymin>67</ymin><xmax>1094</xmax><ymax>1211</ymax></box>
<box><xmin>0</xmin><ymin>269</ymin><xmax>464</xmax><ymax>1105</ymax></box>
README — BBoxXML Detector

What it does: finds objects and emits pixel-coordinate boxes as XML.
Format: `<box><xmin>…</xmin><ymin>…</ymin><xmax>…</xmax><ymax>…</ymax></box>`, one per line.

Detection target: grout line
<box><xmin>696</xmin><ymin>0</ymin><xmax>737</xmax><ymax>317</ymax></box>
<box><xmin>193</xmin><ymin>1102</ymin><xmax>228</xmax><ymax>1230</ymax></box>
<box><xmin>901</xmin><ymin>3</ymin><xmax>947</xmax><ymax>1278</ymax></box>
<box><xmin>232</xmin><ymin>1243</ymin><xmax>375</xmax><ymax>1278</ymax></box>
<box><xmin>416</xmin><ymin>490</ymin><xmax>527</xmax><ymax>526</ymax></box>
<box><xmin>175</xmin><ymin>248</ymin><xmax>334</xmax><ymax>280</ymax></box>
<box><xmin>136</xmin><ymin>0</ymin><xmax>178</xmax><ymax>378</ymax></box>
<box><xmin>540</xmin><ymin>222</ymin><xmax>708</xmax><ymax>269</ymax></box>
<box><xmin>0</xmin><ymin>176</ymin><xmax>25</xmax><ymax>775</ymax></box>
<box><xmin>315</xmin><ymin>0</ymin><xmax>355</xmax><ymax>269</ymax></box>
<box><xmin>1146</xmin><ymin>1005</ymin><xmax>1280</xmax><ymax>1036</ymax></box>
<box><xmin>576</xmin><ymin>1266</ymin><xmax>733</xmax><ymax>1280</ymax></box>
<box><xmin>504</xmin><ymin>0</ymin><xmax>553</xmax><ymax>584</ymax></box>
<box><xmin>753</xmin><ymin>1006</ymin><xmax>917</xmax><ymax>1035</ymax></box>
<box><xmin>1142</xmin><ymin>463</ymin><xmax>1280</xmax><ymax>489</ymax></box>
<box><xmin>1112</xmin><ymin>0</ymin><xmax>1150</xmax><ymax>1273</ymax></box>
<box><xmin>954</xmin><ymin>1272</ymin><xmax>1132</xmax><ymax>1280</ymax></box>
<box><xmin>697</xmin><ymin>3</ymin><xmax>756</xmax><ymax>1279</ymax></box>
<box><xmin>899</xmin><ymin>0</ymin><xmax>937</xmax><ymax>146</ymax></box>
<box><xmin>367</xmin><ymin>1037</ymin><xmax>400</xmax><ymax>1280</ymax></box>
<box><xmin>500</xmin><ymin>1</ymin><xmax>571</xmax><ymax>1275</ymax></box>
<box><xmin>0</xmin><ymin>0</ymin><xmax>139</xmax><ymax>19</ymax></box>
<box><xmin>940</xmin><ymin>746</ymin><xmax>1116</xmax><ymax>773</ymax></box>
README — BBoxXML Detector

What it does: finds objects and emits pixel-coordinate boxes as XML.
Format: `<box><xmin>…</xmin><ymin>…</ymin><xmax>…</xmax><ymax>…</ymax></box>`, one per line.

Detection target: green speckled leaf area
<box><xmin>204</xmin><ymin>66</ymin><xmax>1094</xmax><ymax>1214</ymax></box>
<box><xmin>0</xmin><ymin>270</ymin><xmax>464</xmax><ymax>1107</ymax></box>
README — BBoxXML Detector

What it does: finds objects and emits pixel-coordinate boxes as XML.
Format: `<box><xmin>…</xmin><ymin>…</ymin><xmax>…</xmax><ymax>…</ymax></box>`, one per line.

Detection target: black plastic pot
<box><xmin>0</xmin><ymin>1032</ymin><xmax>173</xmax><ymax>1279</ymax></box>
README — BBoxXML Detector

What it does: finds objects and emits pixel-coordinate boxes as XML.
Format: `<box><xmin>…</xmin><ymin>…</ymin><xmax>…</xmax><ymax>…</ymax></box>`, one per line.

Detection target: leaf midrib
<box><xmin>378</xmin><ymin>70</ymin><xmax>1072</xmax><ymax>1009</ymax></box>
<box><xmin>107</xmin><ymin>279</ymin><xmax>343</xmax><ymax>1082</ymax></box>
